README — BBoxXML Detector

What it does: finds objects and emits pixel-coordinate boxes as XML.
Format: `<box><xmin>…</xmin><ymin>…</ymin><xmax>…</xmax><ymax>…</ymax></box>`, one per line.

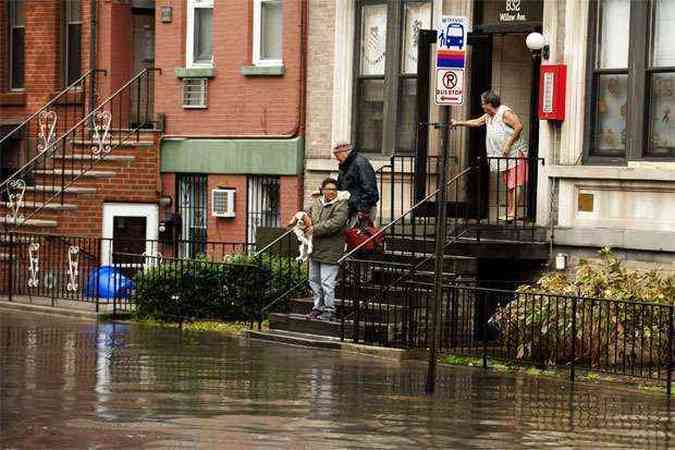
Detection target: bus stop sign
<box><xmin>435</xmin><ymin>16</ymin><xmax>469</xmax><ymax>105</ymax></box>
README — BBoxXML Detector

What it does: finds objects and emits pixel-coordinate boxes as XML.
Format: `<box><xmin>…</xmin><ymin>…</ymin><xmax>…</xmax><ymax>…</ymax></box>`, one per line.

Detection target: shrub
<box><xmin>131</xmin><ymin>258</ymin><xmax>270</xmax><ymax>323</ymax></box>
<box><xmin>492</xmin><ymin>248</ymin><xmax>674</xmax><ymax>368</ymax></box>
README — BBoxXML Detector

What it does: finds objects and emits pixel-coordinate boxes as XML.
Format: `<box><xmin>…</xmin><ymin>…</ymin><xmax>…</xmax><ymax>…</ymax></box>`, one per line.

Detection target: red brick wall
<box><xmin>0</xmin><ymin>0</ymin><xmax>94</xmax><ymax>123</ymax></box>
<box><xmin>206</xmin><ymin>175</ymin><xmax>248</xmax><ymax>243</ymax></box>
<box><xmin>154</xmin><ymin>0</ymin><xmax>305</xmax><ymax>136</ymax></box>
<box><xmin>50</xmin><ymin>140</ymin><xmax>161</xmax><ymax>237</ymax></box>
<box><xmin>97</xmin><ymin>1</ymin><xmax>134</xmax><ymax>98</ymax></box>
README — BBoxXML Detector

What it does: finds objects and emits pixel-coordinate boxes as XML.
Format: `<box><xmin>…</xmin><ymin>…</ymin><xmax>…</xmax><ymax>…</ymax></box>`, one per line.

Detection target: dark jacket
<box><xmin>310</xmin><ymin>194</ymin><xmax>349</xmax><ymax>264</ymax></box>
<box><xmin>336</xmin><ymin>150</ymin><xmax>379</xmax><ymax>215</ymax></box>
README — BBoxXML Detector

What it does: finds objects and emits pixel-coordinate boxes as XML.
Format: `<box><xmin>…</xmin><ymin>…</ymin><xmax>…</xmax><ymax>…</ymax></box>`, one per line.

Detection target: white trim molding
<box><xmin>186</xmin><ymin>0</ymin><xmax>214</xmax><ymax>69</ymax></box>
<box><xmin>252</xmin><ymin>0</ymin><xmax>283</xmax><ymax>67</ymax></box>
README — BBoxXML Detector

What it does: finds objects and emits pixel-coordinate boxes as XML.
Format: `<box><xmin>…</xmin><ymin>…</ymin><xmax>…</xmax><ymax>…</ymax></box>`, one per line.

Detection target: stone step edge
<box><xmin>33</xmin><ymin>169</ymin><xmax>117</xmax><ymax>178</ymax></box>
<box><xmin>51</xmin><ymin>154</ymin><xmax>136</xmax><ymax>162</ymax></box>
<box><xmin>0</xmin><ymin>201</ymin><xmax>78</xmax><ymax>210</ymax></box>
<box><xmin>243</xmin><ymin>329</ymin><xmax>424</xmax><ymax>362</ymax></box>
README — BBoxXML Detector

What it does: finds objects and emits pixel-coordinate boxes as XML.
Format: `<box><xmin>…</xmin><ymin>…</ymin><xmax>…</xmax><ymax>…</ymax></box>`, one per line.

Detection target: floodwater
<box><xmin>1</xmin><ymin>310</ymin><xmax>673</xmax><ymax>449</ymax></box>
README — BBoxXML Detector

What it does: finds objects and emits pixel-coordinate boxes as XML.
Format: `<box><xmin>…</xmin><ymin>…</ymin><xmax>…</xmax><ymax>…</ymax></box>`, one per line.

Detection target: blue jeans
<box><xmin>308</xmin><ymin>259</ymin><xmax>338</xmax><ymax>314</ymax></box>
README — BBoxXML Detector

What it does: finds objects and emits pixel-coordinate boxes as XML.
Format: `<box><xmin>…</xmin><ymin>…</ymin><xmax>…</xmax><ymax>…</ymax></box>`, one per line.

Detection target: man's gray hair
<box><xmin>480</xmin><ymin>90</ymin><xmax>501</xmax><ymax>108</ymax></box>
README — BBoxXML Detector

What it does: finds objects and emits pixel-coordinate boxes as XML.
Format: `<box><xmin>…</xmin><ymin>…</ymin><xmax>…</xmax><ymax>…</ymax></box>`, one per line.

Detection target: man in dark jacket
<box><xmin>305</xmin><ymin>178</ymin><xmax>350</xmax><ymax>322</ymax></box>
<box><xmin>334</xmin><ymin>143</ymin><xmax>379</xmax><ymax>224</ymax></box>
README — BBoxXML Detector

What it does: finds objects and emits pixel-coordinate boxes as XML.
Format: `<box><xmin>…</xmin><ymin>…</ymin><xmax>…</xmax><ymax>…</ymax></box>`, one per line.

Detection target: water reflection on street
<box><xmin>1</xmin><ymin>310</ymin><xmax>673</xmax><ymax>449</ymax></box>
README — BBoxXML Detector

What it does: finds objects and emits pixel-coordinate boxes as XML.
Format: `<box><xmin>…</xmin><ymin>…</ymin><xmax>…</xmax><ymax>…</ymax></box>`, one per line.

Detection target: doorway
<box><xmin>467</xmin><ymin>30</ymin><xmax>541</xmax><ymax>221</ymax></box>
<box><xmin>130</xmin><ymin>7</ymin><xmax>155</xmax><ymax>128</ymax></box>
<box><xmin>101</xmin><ymin>203</ymin><xmax>159</xmax><ymax>276</ymax></box>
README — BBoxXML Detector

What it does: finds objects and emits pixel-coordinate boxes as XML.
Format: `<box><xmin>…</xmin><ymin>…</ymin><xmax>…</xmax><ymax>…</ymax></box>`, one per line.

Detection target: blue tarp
<box><xmin>84</xmin><ymin>266</ymin><xmax>135</xmax><ymax>300</ymax></box>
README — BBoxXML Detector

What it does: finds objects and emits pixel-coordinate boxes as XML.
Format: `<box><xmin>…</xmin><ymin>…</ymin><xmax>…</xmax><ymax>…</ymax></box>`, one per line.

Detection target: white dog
<box><xmin>290</xmin><ymin>211</ymin><xmax>313</xmax><ymax>262</ymax></box>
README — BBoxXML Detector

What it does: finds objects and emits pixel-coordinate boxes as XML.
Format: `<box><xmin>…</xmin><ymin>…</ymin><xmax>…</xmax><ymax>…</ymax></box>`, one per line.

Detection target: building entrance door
<box><xmin>467</xmin><ymin>29</ymin><xmax>541</xmax><ymax>221</ymax></box>
<box><xmin>130</xmin><ymin>7</ymin><xmax>155</xmax><ymax>128</ymax></box>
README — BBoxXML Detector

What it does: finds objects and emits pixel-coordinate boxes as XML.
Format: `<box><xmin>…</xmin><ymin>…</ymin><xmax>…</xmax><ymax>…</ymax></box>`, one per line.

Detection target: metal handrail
<box><xmin>254</xmin><ymin>228</ymin><xmax>296</xmax><ymax>257</ymax></box>
<box><xmin>337</xmin><ymin>166</ymin><xmax>472</xmax><ymax>263</ymax></box>
<box><xmin>0</xmin><ymin>69</ymin><xmax>107</xmax><ymax>148</ymax></box>
<box><xmin>0</xmin><ymin>68</ymin><xmax>159</xmax><ymax>193</ymax></box>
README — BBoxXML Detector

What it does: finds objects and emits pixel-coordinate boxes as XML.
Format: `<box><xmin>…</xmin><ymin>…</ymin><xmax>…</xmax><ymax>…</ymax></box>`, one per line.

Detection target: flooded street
<box><xmin>1</xmin><ymin>310</ymin><xmax>673</xmax><ymax>449</ymax></box>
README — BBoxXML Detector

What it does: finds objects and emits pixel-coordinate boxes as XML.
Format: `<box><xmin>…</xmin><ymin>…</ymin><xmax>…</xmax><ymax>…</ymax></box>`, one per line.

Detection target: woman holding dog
<box><xmin>304</xmin><ymin>177</ymin><xmax>349</xmax><ymax>322</ymax></box>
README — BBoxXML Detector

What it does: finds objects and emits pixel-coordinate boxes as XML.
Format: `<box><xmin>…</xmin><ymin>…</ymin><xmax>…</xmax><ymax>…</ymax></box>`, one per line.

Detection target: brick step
<box><xmin>462</xmin><ymin>224</ymin><xmax>548</xmax><ymax>242</ymax></box>
<box><xmin>52</xmin><ymin>153</ymin><xmax>136</xmax><ymax>162</ymax></box>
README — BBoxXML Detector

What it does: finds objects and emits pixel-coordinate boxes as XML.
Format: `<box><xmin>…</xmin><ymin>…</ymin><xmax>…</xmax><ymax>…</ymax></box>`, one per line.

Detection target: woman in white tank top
<box><xmin>451</xmin><ymin>91</ymin><xmax>528</xmax><ymax>221</ymax></box>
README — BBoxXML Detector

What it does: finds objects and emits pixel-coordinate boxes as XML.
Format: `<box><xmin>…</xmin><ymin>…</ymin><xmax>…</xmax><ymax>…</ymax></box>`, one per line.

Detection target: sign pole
<box><xmin>425</xmin><ymin>105</ymin><xmax>451</xmax><ymax>395</ymax></box>
<box><xmin>425</xmin><ymin>14</ymin><xmax>468</xmax><ymax>395</ymax></box>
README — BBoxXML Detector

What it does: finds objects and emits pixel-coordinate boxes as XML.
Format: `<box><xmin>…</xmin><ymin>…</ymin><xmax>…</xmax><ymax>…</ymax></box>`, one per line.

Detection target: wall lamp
<box><xmin>526</xmin><ymin>32</ymin><xmax>549</xmax><ymax>60</ymax></box>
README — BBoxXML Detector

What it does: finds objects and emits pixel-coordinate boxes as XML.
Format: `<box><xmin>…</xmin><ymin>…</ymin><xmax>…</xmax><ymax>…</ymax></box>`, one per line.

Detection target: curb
<box><xmin>243</xmin><ymin>329</ymin><xmax>425</xmax><ymax>362</ymax></box>
<box><xmin>0</xmin><ymin>300</ymin><xmax>99</xmax><ymax>321</ymax></box>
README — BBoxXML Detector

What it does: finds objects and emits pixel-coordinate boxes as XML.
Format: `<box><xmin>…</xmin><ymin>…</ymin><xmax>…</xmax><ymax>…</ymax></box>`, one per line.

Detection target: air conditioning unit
<box><xmin>212</xmin><ymin>188</ymin><xmax>235</xmax><ymax>218</ymax></box>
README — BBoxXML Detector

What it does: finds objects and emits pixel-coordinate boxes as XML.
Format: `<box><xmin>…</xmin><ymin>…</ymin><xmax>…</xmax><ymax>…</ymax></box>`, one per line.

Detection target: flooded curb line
<box><xmin>0</xmin><ymin>300</ymin><xmax>99</xmax><ymax>320</ymax></box>
<box><xmin>243</xmin><ymin>329</ymin><xmax>426</xmax><ymax>362</ymax></box>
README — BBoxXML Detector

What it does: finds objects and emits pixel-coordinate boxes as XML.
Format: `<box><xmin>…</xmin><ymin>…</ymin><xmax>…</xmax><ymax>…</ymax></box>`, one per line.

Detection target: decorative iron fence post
<box><xmin>8</xmin><ymin>232</ymin><xmax>14</xmax><ymax>302</ymax></box>
<box><xmin>482</xmin><ymin>290</ymin><xmax>488</xmax><ymax>370</ymax></box>
<box><xmin>668</xmin><ymin>305</ymin><xmax>674</xmax><ymax>398</ymax></box>
<box><xmin>570</xmin><ymin>292</ymin><xmax>578</xmax><ymax>383</ymax></box>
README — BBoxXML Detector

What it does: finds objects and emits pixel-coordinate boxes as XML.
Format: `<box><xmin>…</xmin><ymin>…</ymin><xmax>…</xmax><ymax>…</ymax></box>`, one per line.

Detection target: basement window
<box><xmin>182</xmin><ymin>78</ymin><xmax>207</xmax><ymax>109</ymax></box>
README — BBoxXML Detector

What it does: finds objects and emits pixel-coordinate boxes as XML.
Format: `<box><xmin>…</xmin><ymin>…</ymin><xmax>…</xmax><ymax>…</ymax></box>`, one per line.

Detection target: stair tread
<box><xmin>70</xmin><ymin>139</ymin><xmax>154</xmax><ymax>147</ymax></box>
<box><xmin>0</xmin><ymin>217</ymin><xmax>58</xmax><ymax>227</ymax></box>
<box><xmin>0</xmin><ymin>201</ymin><xmax>78</xmax><ymax>210</ymax></box>
<box><xmin>24</xmin><ymin>185</ymin><xmax>97</xmax><ymax>194</ymax></box>
<box><xmin>52</xmin><ymin>154</ymin><xmax>135</xmax><ymax>161</ymax></box>
<box><xmin>33</xmin><ymin>169</ymin><xmax>116</xmax><ymax>177</ymax></box>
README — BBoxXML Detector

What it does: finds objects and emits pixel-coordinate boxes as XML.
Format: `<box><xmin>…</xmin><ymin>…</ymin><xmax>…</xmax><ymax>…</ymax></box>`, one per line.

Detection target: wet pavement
<box><xmin>1</xmin><ymin>310</ymin><xmax>673</xmax><ymax>449</ymax></box>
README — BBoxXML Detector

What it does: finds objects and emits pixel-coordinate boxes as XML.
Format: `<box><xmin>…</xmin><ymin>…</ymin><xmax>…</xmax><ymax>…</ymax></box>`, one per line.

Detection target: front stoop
<box><xmin>244</xmin><ymin>328</ymin><xmax>426</xmax><ymax>362</ymax></box>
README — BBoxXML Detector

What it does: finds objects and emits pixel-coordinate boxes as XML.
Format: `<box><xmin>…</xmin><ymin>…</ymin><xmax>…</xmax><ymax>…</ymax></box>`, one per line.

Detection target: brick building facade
<box><xmin>1</xmin><ymin>0</ymin><xmax>306</xmax><ymax>255</ymax></box>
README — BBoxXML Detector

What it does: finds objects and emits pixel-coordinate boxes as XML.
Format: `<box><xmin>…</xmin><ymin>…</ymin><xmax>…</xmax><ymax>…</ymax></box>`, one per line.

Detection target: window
<box><xmin>186</xmin><ymin>0</ymin><xmax>213</xmax><ymax>67</ymax></box>
<box><xmin>63</xmin><ymin>0</ymin><xmax>82</xmax><ymax>86</ymax></box>
<box><xmin>177</xmin><ymin>174</ymin><xmax>208</xmax><ymax>258</ymax></box>
<box><xmin>353</xmin><ymin>0</ymin><xmax>432</xmax><ymax>154</ymax></box>
<box><xmin>253</xmin><ymin>0</ymin><xmax>283</xmax><ymax>66</ymax></box>
<box><xmin>182</xmin><ymin>78</ymin><xmax>208</xmax><ymax>108</ymax></box>
<box><xmin>247</xmin><ymin>176</ymin><xmax>280</xmax><ymax>244</ymax></box>
<box><xmin>8</xmin><ymin>0</ymin><xmax>25</xmax><ymax>90</ymax></box>
<box><xmin>587</xmin><ymin>0</ymin><xmax>675</xmax><ymax>161</ymax></box>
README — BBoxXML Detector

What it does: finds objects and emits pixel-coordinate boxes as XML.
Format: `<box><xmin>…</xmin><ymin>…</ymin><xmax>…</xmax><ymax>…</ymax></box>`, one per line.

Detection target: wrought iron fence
<box><xmin>0</xmin><ymin>68</ymin><xmax>159</xmax><ymax>228</ymax></box>
<box><xmin>0</xmin><ymin>231</ymin><xmax>254</xmax><ymax>311</ymax></box>
<box><xmin>113</xmin><ymin>252</ymin><xmax>266</xmax><ymax>325</ymax></box>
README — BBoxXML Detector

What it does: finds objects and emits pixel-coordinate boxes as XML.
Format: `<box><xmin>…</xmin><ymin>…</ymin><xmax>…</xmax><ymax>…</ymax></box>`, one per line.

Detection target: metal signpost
<box><xmin>426</xmin><ymin>15</ymin><xmax>469</xmax><ymax>395</ymax></box>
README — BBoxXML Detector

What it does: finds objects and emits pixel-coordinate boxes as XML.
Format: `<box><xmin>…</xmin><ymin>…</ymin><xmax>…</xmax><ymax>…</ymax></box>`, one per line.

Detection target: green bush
<box><xmin>131</xmin><ymin>258</ymin><xmax>269</xmax><ymax>323</ymax></box>
<box><xmin>492</xmin><ymin>248</ymin><xmax>674</xmax><ymax>367</ymax></box>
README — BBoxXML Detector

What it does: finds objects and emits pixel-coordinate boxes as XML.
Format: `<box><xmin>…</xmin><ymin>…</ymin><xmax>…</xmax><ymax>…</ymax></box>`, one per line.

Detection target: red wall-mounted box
<box><xmin>538</xmin><ymin>64</ymin><xmax>567</xmax><ymax>121</ymax></box>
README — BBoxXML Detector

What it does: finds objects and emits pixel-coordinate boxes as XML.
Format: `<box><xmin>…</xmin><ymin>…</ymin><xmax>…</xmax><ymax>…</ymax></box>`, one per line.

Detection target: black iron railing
<box><xmin>0</xmin><ymin>68</ymin><xmax>159</xmax><ymax>228</ymax></box>
<box><xmin>339</xmin><ymin>166</ymin><xmax>476</xmax><ymax>345</ymax></box>
<box><xmin>376</xmin><ymin>153</ymin><xmax>440</xmax><ymax>225</ymax></box>
<box><xmin>0</xmin><ymin>231</ymin><xmax>253</xmax><ymax>310</ymax></box>
<box><xmin>112</xmin><ymin>251</ymin><xmax>265</xmax><ymax>325</ymax></box>
<box><xmin>0</xmin><ymin>69</ymin><xmax>107</xmax><ymax>185</ymax></box>
<box><xmin>445</xmin><ymin>285</ymin><xmax>674</xmax><ymax>394</ymax></box>
<box><xmin>253</xmin><ymin>228</ymin><xmax>310</xmax><ymax>325</ymax></box>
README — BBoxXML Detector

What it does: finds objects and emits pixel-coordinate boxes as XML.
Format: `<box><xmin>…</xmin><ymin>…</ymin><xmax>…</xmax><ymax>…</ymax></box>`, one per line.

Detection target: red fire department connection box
<box><xmin>538</xmin><ymin>64</ymin><xmax>567</xmax><ymax>121</ymax></box>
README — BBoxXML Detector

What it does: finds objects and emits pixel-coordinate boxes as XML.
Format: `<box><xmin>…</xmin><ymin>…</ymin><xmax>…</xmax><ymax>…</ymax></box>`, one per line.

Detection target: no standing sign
<box><xmin>435</xmin><ymin>16</ymin><xmax>469</xmax><ymax>105</ymax></box>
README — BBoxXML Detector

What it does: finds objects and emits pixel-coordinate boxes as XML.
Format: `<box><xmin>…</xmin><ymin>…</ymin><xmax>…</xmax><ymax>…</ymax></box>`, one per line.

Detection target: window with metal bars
<box><xmin>247</xmin><ymin>175</ymin><xmax>280</xmax><ymax>245</ymax></box>
<box><xmin>177</xmin><ymin>174</ymin><xmax>208</xmax><ymax>258</ymax></box>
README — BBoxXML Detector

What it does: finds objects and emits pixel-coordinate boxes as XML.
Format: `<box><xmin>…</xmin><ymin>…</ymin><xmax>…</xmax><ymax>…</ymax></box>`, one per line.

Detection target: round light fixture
<box><xmin>525</xmin><ymin>32</ymin><xmax>547</xmax><ymax>51</ymax></box>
